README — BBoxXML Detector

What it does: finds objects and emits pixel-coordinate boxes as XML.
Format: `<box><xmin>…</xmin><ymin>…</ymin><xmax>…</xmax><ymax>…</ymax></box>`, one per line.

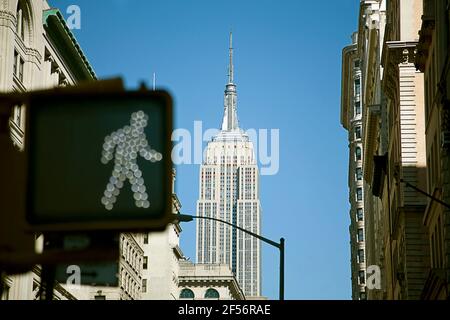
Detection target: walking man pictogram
<box><xmin>101</xmin><ymin>110</ymin><xmax>162</xmax><ymax>211</ymax></box>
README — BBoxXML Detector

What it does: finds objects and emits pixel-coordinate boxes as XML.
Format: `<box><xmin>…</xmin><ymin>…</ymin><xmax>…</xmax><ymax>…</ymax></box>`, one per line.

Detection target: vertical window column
<box><xmin>355</xmin><ymin>101</ymin><xmax>361</xmax><ymax>116</ymax></box>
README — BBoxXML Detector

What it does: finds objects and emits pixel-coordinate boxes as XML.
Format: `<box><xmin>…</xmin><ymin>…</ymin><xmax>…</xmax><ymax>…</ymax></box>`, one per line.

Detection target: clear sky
<box><xmin>50</xmin><ymin>0</ymin><xmax>359</xmax><ymax>299</ymax></box>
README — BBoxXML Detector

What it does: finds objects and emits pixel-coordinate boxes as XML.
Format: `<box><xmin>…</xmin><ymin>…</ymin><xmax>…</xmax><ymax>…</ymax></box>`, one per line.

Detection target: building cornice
<box><xmin>124</xmin><ymin>232</ymin><xmax>144</xmax><ymax>255</ymax></box>
<box><xmin>43</xmin><ymin>9</ymin><xmax>96</xmax><ymax>81</ymax></box>
<box><xmin>172</xmin><ymin>244</ymin><xmax>184</xmax><ymax>259</ymax></box>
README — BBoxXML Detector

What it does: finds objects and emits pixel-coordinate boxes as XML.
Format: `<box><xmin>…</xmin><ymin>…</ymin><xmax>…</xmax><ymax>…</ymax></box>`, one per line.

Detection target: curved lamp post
<box><xmin>173</xmin><ymin>214</ymin><xmax>285</xmax><ymax>300</ymax></box>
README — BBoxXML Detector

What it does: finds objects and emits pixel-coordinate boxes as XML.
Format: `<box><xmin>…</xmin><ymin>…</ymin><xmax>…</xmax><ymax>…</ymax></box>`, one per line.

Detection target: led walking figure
<box><xmin>100</xmin><ymin>110</ymin><xmax>162</xmax><ymax>211</ymax></box>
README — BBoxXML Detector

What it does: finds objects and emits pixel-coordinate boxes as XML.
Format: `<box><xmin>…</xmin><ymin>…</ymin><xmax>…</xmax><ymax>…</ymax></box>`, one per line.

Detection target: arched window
<box><xmin>204</xmin><ymin>288</ymin><xmax>219</xmax><ymax>299</ymax></box>
<box><xmin>16</xmin><ymin>0</ymin><xmax>30</xmax><ymax>44</ymax></box>
<box><xmin>179</xmin><ymin>288</ymin><xmax>195</xmax><ymax>299</ymax></box>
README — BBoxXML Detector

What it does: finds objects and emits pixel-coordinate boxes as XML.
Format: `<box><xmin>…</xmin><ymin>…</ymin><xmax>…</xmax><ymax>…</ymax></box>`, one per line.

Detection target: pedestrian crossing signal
<box><xmin>22</xmin><ymin>89</ymin><xmax>173</xmax><ymax>232</ymax></box>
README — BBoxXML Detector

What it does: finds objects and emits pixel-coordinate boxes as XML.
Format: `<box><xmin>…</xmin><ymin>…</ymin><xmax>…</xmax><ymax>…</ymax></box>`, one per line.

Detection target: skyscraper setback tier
<box><xmin>196</xmin><ymin>33</ymin><xmax>262</xmax><ymax>297</ymax></box>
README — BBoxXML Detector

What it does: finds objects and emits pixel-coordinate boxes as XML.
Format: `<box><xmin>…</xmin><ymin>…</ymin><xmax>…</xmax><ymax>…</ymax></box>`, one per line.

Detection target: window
<box><xmin>144</xmin><ymin>233</ymin><xmax>148</xmax><ymax>244</ymax></box>
<box><xmin>356</xmin><ymin>167</ymin><xmax>362</xmax><ymax>181</ymax></box>
<box><xmin>16</xmin><ymin>0</ymin><xmax>31</xmax><ymax>43</ymax></box>
<box><xmin>16</xmin><ymin>6</ymin><xmax>21</xmax><ymax>34</ymax></box>
<box><xmin>359</xmin><ymin>271</ymin><xmax>365</xmax><ymax>284</ymax></box>
<box><xmin>360</xmin><ymin>292</ymin><xmax>367</xmax><ymax>300</ymax></box>
<box><xmin>357</xmin><ymin>228</ymin><xmax>364</xmax><ymax>242</ymax></box>
<box><xmin>13</xmin><ymin>104</ymin><xmax>22</xmax><ymax>127</ymax></box>
<box><xmin>142</xmin><ymin>279</ymin><xmax>147</xmax><ymax>293</ymax></box>
<box><xmin>355</xmin><ymin>147</ymin><xmax>362</xmax><ymax>161</ymax></box>
<box><xmin>357</xmin><ymin>208</ymin><xmax>363</xmax><ymax>222</ymax></box>
<box><xmin>13</xmin><ymin>51</ymin><xmax>24</xmax><ymax>83</ymax></box>
<box><xmin>204</xmin><ymin>288</ymin><xmax>220</xmax><ymax>299</ymax></box>
<box><xmin>358</xmin><ymin>249</ymin><xmax>365</xmax><ymax>263</ymax></box>
<box><xmin>19</xmin><ymin>57</ymin><xmax>24</xmax><ymax>82</ymax></box>
<box><xmin>356</xmin><ymin>188</ymin><xmax>363</xmax><ymax>201</ymax></box>
<box><xmin>143</xmin><ymin>256</ymin><xmax>148</xmax><ymax>270</ymax></box>
<box><xmin>21</xmin><ymin>20</ymin><xmax>25</xmax><ymax>41</ymax></box>
<box><xmin>354</xmin><ymin>59</ymin><xmax>360</xmax><ymax>69</ymax></box>
<box><xmin>355</xmin><ymin>126</ymin><xmax>362</xmax><ymax>139</ymax></box>
<box><xmin>16</xmin><ymin>2</ymin><xmax>24</xmax><ymax>40</ymax></box>
<box><xmin>14</xmin><ymin>51</ymin><xmax>18</xmax><ymax>76</ymax></box>
<box><xmin>179</xmin><ymin>288</ymin><xmax>195</xmax><ymax>299</ymax></box>
<box><xmin>355</xmin><ymin>101</ymin><xmax>361</xmax><ymax>115</ymax></box>
<box><xmin>355</xmin><ymin>78</ymin><xmax>361</xmax><ymax>96</ymax></box>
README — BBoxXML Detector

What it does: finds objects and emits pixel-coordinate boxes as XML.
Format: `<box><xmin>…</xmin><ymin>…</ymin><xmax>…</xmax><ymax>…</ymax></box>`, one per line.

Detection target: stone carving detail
<box><xmin>383</xmin><ymin>43</ymin><xmax>417</xmax><ymax>101</ymax></box>
<box><xmin>390</xmin><ymin>46</ymin><xmax>417</xmax><ymax>65</ymax></box>
<box><xmin>0</xmin><ymin>10</ymin><xmax>15</xmax><ymax>23</ymax></box>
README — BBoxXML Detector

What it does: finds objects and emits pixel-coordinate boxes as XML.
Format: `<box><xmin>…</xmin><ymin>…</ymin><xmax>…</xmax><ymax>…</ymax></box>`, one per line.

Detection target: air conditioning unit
<box><xmin>442</xmin><ymin>131</ymin><xmax>450</xmax><ymax>149</ymax></box>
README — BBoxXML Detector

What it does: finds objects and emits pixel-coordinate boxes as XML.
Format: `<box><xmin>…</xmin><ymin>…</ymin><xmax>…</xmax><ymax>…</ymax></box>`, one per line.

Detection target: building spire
<box><xmin>221</xmin><ymin>32</ymin><xmax>239</xmax><ymax>131</ymax></box>
<box><xmin>228</xmin><ymin>32</ymin><xmax>234</xmax><ymax>84</ymax></box>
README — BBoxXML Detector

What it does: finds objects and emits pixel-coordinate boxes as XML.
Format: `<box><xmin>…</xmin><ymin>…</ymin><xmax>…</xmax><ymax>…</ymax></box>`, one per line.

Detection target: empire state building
<box><xmin>196</xmin><ymin>33</ymin><xmax>262</xmax><ymax>297</ymax></box>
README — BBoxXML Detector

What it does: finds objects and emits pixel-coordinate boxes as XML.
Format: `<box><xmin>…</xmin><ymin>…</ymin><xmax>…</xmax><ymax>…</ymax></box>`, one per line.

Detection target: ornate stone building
<box><xmin>341</xmin><ymin>32</ymin><xmax>368</xmax><ymax>300</ymax></box>
<box><xmin>380</xmin><ymin>0</ymin><xmax>429</xmax><ymax>299</ymax></box>
<box><xmin>342</xmin><ymin>0</ymin><xmax>437</xmax><ymax>299</ymax></box>
<box><xmin>0</xmin><ymin>0</ymin><xmax>147</xmax><ymax>301</ymax></box>
<box><xmin>141</xmin><ymin>170</ymin><xmax>184</xmax><ymax>300</ymax></box>
<box><xmin>0</xmin><ymin>0</ymin><xmax>96</xmax><ymax>300</ymax></box>
<box><xmin>416</xmin><ymin>0</ymin><xmax>450</xmax><ymax>300</ymax></box>
<box><xmin>67</xmin><ymin>233</ymin><xmax>145</xmax><ymax>300</ymax></box>
<box><xmin>356</xmin><ymin>0</ymin><xmax>387</xmax><ymax>300</ymax></box>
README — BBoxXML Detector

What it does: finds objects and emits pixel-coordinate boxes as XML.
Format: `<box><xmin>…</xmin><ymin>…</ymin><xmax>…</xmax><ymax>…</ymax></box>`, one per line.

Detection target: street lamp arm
<box><xmin>194</xmin><ymin>215</ymin><xmax>280</xmax><ymax>248</ymax></box>
<box><xmin>174</xmin><ymin>214</ymin><xmax>279</xmax><ymax>248</ymax></box>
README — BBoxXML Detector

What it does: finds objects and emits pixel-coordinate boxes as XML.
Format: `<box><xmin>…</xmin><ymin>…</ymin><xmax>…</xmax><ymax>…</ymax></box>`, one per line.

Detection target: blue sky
<box><xmin>50</xmin><ymin>0</ymin><xmax>359</xmax><ymax>299</ymax></box>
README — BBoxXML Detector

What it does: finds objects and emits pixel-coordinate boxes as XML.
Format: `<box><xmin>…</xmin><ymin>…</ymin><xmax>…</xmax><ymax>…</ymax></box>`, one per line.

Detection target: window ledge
<box><xmin>13</xmin><ymin>75</ymin><xmax>26</xmax><ymax>92</ymax></box>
